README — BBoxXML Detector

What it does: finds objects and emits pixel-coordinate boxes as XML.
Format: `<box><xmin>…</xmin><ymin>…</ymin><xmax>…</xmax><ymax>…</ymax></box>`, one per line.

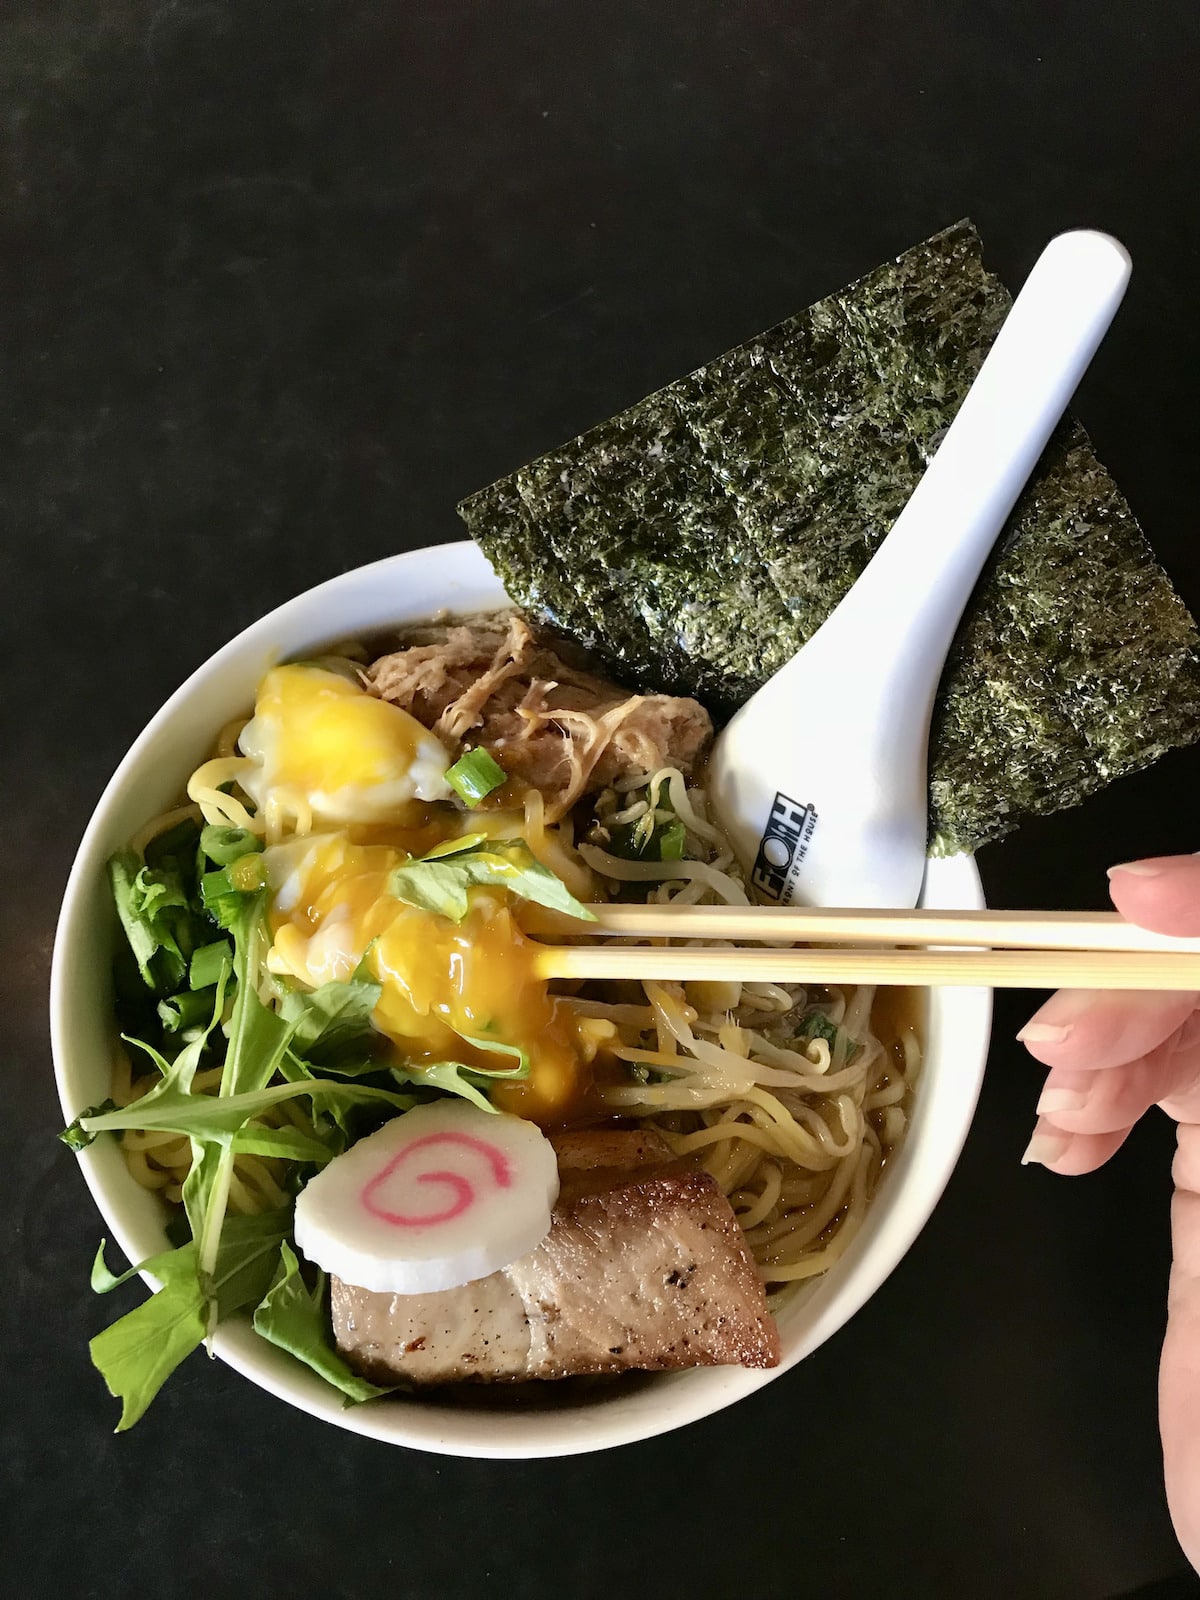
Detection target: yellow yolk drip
<box><xmin>267</xmin><ymin>835</ymin><xmax>595</xmax><ymax>1123</ymax></box>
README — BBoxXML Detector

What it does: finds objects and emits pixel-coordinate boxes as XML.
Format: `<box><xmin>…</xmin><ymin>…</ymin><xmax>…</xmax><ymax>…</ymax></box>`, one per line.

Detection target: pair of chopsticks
<box><xmin>530</xmin><ymin>905</ymin><xmax>1200</xmax><ymax>989</ymax></box>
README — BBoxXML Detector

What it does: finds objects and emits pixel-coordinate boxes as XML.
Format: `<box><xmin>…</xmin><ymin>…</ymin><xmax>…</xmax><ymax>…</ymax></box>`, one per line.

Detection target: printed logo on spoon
<box><xmin>752</xmin><ymin>790</ymin><xmax>818</xmax><ymax>901</ymax></box>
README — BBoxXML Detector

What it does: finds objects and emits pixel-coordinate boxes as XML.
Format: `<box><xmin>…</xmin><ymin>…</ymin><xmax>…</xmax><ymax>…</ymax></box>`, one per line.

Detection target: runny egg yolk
<box><xmin>239</xmin><ymin>664</ymin><xmax>451</xmax><ymax>825</ymax></box>
<box><xmin>265</xmin><ymin>835</ymin><xmax>595</xmax><ymax>1123</ymax></box>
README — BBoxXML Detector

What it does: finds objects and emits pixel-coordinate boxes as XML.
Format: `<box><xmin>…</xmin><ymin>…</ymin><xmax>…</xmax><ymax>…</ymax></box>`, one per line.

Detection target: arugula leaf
<box><xmin>252</xmin><ymin>1243</ymin><xmax>390</xmax><ymax>1403</ymax></box>
<box><xmin>209</xmin><ymin>1210</ymin><xmax>295</xmax><ymax>1318</ymax></box>
<box><xmin>90</xmin><ymin>1212</ymin><xmax>288</xmax><ymax>1305</ymax></box>
<box><xmin>109</xmin><ymin>966</ymin><xmax>245</xmax><ymax>1304</ymax></box>
<box><xmin>63</xmin><ymin>971</ymin><xmax>230</xmax><ymax>1153</ymax></box>
<box><xmin>455</xmin><ymin>1033</ymin><xmax>528</xmax><ymax>1070</ymax></box>
<box><xmin>415</xmin><ymin>1063</ymin><xmax>495</xmax><ymax>1113</ymax></box>
<box><xmin>232</xmin><ymin>1124</ymin><xmax>337</xmax><ymax>1165</ymax></box>
<box><xmin>60</xmin><ymin>1100</ymin><xmax>120</xmax><ymax>1151</ymax></box>
<box><xmin>404</xmin><ymin>1036</ymin><xmax>529</xmax><ymax>1114</ymax></box>
<box><xmin>278</xmin><ymin>965</ymin><xmax>382</xmax><ymax>1062</ymax></box>
<box><xmin>388</xmin><ymin>838</ymin><xmax>596</xmax><ymax>923</ymax></box>
<box><xmin>182</xmin><ymin>1139</ymin><xmax>223</xmax><ymax>1244</ymax></box>
<box><xmin>90</xmin><ymin>1239</ymin><xmax>185</xmax><ymax>1296</ymax></box>
<box><xmin>76</xmin><ymin>1074</ymin><xmax>414</xmax><ymax>1144</ymax></box>
<box><xmin>109</xmin><ymin>886</ymin><xmax>281</xmax><ymax>1309</ymax></box>
<box><xmin>217</xmin><ymin>895</ymin><xmax>290</xmax><ymax>1100</ymax></box>
<box><xmin>88</xmin><ymin>1211</ymin><xmax>289</xmax><ymax>1431</ymax></box>
<box><xmin>89</xmin><ymin>1266</ymin><xmax>208</xmax><ymax>1432</ymax></box>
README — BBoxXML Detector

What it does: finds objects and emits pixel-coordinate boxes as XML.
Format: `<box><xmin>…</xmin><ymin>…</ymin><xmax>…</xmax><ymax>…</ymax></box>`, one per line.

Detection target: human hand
<box><xmin>1020</xmin><ymin>854</ymin><xmax>1200</xmax><ymax>1567</ymax></box>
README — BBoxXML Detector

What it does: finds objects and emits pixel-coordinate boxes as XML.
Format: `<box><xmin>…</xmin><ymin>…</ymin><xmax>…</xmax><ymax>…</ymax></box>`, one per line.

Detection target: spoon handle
<box><xmin>825</xmin><ymin>229</ymin><xmax>1131</xmax><ymax>658</ymax></box>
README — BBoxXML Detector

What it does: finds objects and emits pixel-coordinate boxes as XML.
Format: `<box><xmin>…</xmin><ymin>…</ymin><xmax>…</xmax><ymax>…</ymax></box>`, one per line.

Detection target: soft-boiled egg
<box><xmin>263</xmin><ymin>834</ymin><xmax>594</xmax><ymax>1120</ymax></box>
<box><xmin>239</xmin><ymin>663</ymin><xmax>451</xmax><ymax>825</ymax></box>
<box><xmin>247</xmin><ymin>661</ymin><xmax>604</xmax><ymax>1121</ymax></box>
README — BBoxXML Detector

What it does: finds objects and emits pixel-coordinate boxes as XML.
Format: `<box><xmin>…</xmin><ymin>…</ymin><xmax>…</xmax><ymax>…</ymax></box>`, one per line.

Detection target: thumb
<box><xmin>1161</xmin><ymin>1125</ymin><xmax>1200</xmax><ymax>1569</ymax></box>
<box><xmin>1108</xmin><ymin>855</ymin><xmax>1200</xmax><ymax>937</ymax></box>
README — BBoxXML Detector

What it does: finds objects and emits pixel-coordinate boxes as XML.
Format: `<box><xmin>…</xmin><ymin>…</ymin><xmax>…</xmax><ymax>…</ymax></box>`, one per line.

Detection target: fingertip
<box><xmin>1021</xmin><ymin>1127</ymin><xmax>1070</xmax><ymax>1167</ymax></box>
<box><xmin>1107</xmin><ymin>854</ymin><xmax>1200</xmax><ymax>937</ymax></box>
<box><xmin>1020</xmin><ymin>1119</ymin><xmax>1131</xmax><ymax>1175</ymax></box>
<box><xmin>1017</xmin><ymin>1021</ymin><xmax>1073</xmax><ymax>1047</ymax></box>
<box><xmin>1020</xmin><ymin>989</ymin><xmax>1195</xmax><ymax>1072</ymax></box>
<box><xmin>1107</xmin><ymin>859</ymin><xmax>1170</xmax><ymax>880</ymax></box>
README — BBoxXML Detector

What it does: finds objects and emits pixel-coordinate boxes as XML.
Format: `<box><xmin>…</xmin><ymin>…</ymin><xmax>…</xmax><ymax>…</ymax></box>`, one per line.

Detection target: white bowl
<box><xmin>51</xmin><ymin>541</ymin><xmax>992</xmax><ymax>1458</ymax></box>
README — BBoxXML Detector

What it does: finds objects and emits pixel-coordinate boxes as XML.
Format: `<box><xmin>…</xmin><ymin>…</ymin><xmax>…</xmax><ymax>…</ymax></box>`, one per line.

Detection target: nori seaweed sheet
<box><xmin>458</xmin><ymin>221</ymin><xmax>1200</xmax><ymax>855</ymax></box>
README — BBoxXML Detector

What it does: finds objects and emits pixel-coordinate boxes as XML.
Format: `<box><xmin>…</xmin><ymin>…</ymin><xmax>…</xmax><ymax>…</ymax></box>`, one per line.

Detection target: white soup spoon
<box><xmin>707</xmin><ymin>229</ymin><xmax>1132</xmax><ymax>908</ymax></box>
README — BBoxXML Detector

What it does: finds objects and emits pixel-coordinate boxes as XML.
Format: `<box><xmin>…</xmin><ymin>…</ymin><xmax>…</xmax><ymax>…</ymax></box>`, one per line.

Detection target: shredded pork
<box><xmin>365</xmin><ymin>615</ymin><xmax>712</xmax><ymax>820</ymax></box>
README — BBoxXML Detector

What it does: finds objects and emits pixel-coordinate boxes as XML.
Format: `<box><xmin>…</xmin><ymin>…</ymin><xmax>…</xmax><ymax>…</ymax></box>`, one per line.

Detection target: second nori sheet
<box><xmin>458</xmin><ymin>221</ymin><xmax>1200</xmax><ymax>855</ymax></box>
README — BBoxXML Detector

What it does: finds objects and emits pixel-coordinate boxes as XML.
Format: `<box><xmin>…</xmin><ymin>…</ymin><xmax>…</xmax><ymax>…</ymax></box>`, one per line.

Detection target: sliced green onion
<box><xmin>658</xmin><ymin>821</ymin><xmax>687</xmax><ymax>861</ymax></box>
<box><xmin>608</xmin><ymin>817</ymin><xmax>687</xmax><ymax>862</ymax></box>
<box><xmin>201</xmin><ymin>868</ymin><xmax>232</xmax><ymax>909</ymax></box>
<box><xmin>189</xmin><ymin>939</ymin><xmax>233</xmax><ymax>992</ymax></box>
<box><xmin>201</xmin><ymin>854</ymin><xmax>265</xmax><ymax>910</ymax></box>
<box><xmin>445</xmin><ymin>747</ymin><xmax>507</xmax><ymax>807</ymax></box>
<box><xmin>158</xmin><ymin>988</ymin><xmax>218</xmax><ymax>1034</ymax></box>
<box><xmin>200</xmin><ymin>825</ymin><xmax>263</xmax><ymax>867</ymax></box>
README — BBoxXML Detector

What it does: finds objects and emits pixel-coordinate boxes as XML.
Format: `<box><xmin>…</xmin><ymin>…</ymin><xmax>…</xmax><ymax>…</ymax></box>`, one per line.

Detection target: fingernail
<box><xmin>1108</xmin><ymin>861</ymin><xmax>1165</xmax><ymax>879</ymax></box>
<box><xmin>1021</xmin><ymin>1130</ymin><xmax>1070</xmax><ymax>1167</ymax></box>
<box><xmin>1017</xmin><ymin>1022</ymin><xmax>1073</xmax><ymax>1044</ymax></box>
<box><xmin>1036</xmin><ymin>1086</ymin><xmax>1088</xmax><ymax>1117</ymax></box>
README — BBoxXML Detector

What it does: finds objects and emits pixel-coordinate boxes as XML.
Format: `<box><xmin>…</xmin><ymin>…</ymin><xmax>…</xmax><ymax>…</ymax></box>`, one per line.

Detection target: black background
<box><xmin>4</xmin><ymin>3</ymin><xmax>1200</xmax><ymax>1596</ymax></box>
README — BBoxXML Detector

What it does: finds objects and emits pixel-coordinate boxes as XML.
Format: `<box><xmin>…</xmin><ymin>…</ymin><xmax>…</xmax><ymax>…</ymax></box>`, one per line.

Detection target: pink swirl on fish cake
<box><xmin>361</xmin><ymin>1131</ymin><xmax>513</xmax><ymax>1227</ymax></box>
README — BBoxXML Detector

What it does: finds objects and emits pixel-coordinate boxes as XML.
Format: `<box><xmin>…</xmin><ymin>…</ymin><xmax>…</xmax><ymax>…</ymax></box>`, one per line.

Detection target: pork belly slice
<box><xmin>548</xmin><ymin>1126</ymin><xmax>674</xmax><ymax>1172</ymax></box>
<box><xmin>329</xmin><ymin>1143</ymin><xmax>781</xmax><ymax>1385</ymax></box>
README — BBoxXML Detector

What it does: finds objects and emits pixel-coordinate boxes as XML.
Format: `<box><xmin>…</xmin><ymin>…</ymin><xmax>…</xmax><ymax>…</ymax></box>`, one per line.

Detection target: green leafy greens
<box><xmin>108</xmin><ymin>850</ymin><xmax>194</xmax><ymax>994</ymax></box>
<box><xmin>387</xmin><ymin>835</ymin><xmax>596</xmax><ymax>923</ymax></box>
<box><xmin>606</xmin><ymin>816</ymin><xmax>687</xmax><ymax>863</ymax></box>
<box><xmin>88</xmin><ymin>1210</ymin><xmax>290</xmax><ymax>1431</ymax></box>
<box><xmin>253</xmin><ymin>1243</ymin><xmax>392</xmax><ymax>1403</ymax></box>
<box><xmin>66</xmin><ymin>788</ymin><xmax>598</xmax><ymax>1427</ymax></box>
<box><xmin>795</xmin><ymin>1009</ymin><xmax>861</xmax><ymax>1064</ymax></box>
<box><xmin>409</xmin><ymin>1035</ymin><xmax>530</xmax><ymax>1115</ymax></box>
<box><xmin>278</xmin><ymin>962</ymin><xmax>383</xmax><ymax>1062</ymax></box>
<box><xmin>65</xmin><ymin>820</ymin><xmax>415</xmax><ymax>1429</ymax></box>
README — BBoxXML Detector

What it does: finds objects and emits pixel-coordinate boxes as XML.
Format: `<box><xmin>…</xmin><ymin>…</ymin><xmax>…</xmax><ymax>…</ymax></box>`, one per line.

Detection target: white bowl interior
<box><xmin>51</xmin><ymin>541</ymin><xmax>992</xmax><ymax>1458</ymax></box>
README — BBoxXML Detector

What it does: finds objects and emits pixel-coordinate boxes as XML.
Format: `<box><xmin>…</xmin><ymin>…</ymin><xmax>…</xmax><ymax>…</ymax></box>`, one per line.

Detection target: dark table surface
<box><xmin>6</xmin><ymin>3</ymin><xmax>1200</xmax><ymax>1597</ymax></box>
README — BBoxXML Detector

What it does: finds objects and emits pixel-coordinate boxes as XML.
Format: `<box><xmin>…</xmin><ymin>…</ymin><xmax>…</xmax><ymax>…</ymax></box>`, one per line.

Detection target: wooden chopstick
<box><xmin>556</xmin><ymin>904</ymin><xmax>1200</xmax><ymax>954</ymax></box>
<box><xmin>531</xmin><ymin>943</ymin><xmax>1200</xmax><ymax>989</ymax></box>
<box><xmin>529</xmin><ymin>905</ymin><xmax>1200</xmax><ymax>988</ymax></box>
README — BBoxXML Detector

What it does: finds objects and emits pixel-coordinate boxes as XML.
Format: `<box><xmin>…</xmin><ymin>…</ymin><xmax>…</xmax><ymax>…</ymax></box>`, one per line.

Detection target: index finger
<box><xmin>1018</xmin><ymin>988</ymin><xmax>1197</xmax><ymax>1071</ymax></box>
